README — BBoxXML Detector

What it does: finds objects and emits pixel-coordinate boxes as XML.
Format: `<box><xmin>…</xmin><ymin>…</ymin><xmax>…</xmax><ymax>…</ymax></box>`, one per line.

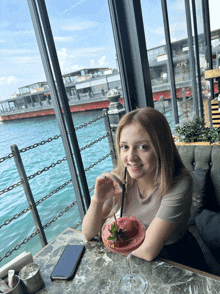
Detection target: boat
<box><xmin>0</xmin><ymin>68</ymin><xmax>123</xmax><ymax>121</ymax></box>
<box><xmin>1</xmin><ymin>29</ymin><xmax>220</xmax><ymax>121</ymax></box>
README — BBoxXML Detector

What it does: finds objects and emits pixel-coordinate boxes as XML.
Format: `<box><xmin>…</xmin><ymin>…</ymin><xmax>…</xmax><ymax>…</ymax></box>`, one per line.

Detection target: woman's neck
<box><xmin>136</xmin><ymin>176</ymin><xmax>157</xmax><ymax>199</ymax></box>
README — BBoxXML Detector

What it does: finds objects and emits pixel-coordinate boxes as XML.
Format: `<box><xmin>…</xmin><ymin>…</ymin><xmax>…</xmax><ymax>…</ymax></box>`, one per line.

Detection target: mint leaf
<box><xmin>109</xmin><ymin>222</ymin><xmax>118</xmax><ymax>235</ymax></box>
<box><xmin>108</xmin><ymin>236</ymin><xmax>117</xmax><ymax>242</ymax></box>
<box><xmin>107</xmin><ymin>221</ymin><xmax>127</xmax><ymax>242</ymax></box>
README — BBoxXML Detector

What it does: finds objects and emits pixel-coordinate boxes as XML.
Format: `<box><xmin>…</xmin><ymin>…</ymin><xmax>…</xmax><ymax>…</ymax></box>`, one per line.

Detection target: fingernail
<box><xmin>113</xmin><ymin>176</ymin><xmax>118</xmax><ymax>181</ymax></box>
<box><xmin>102</xmin><ymin>175</ymin><xmax>106</xmax><ymax>179</ymax></box>
<box><xmin>123</xmin><ymin>180</ymin><xmax>127</xmax><ymax>184</ymax></box>
<box><xmin>120</xmin><ymin>184</ymin><xmax>124</xmax><ymax>189</ymax></box>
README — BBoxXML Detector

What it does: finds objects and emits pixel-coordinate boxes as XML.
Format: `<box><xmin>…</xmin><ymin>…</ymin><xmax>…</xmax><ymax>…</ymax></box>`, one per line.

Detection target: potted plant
<box><xmin>174</xmin><ymin>116</ymin><xmax>220</xmax><ymax>145</ymax></box>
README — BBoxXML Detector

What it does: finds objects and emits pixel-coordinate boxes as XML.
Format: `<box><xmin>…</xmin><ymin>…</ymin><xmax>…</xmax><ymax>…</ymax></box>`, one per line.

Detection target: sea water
<box><xmin>0</xmin><ymin>110</ymin><xmax>113</xmax><ymax>267</ymax></box>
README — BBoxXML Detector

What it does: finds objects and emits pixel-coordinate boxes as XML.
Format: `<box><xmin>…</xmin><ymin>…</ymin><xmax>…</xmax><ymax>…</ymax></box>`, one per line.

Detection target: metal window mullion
<box><xmin>108</xmin><ymin>1</ymin><xmax>132</xmax><ymax>112</ymax></box>
<box><xmin>161</xmin><ymin>0</ymin><xmax>179</xmax><ymax>125</ymax></box>
<box><xmin>27</xmin><ymin>0</ymin><xmax>86</xmax><ymax>219</ymax></box>
<box><xmin>107</xmin><ymin>0</ymin><xmax>153</xmax><ymax>112</ymax></box>
<box><xmin>191</xmin><ymin>0</ymin><xmax>203</xmax><ymax>118</ymax></box>
<box><xmin>202</xmin><ymin>0</ymin><xmax>213</xmax><ymax>128</ymax></box>
<box><xmin>202</xmin><ymin>0</ymin><xmax>214</xmax><ymax>96</ymax></box>
<box><xmin>184</xmin><ymin>0</ymin><xmax>199</xmax><ymax>117</ymax></box>
<box><xmin>36</xmin><ymin>0</ymin><xmax>90</xmax><ymax>209</ymax></box>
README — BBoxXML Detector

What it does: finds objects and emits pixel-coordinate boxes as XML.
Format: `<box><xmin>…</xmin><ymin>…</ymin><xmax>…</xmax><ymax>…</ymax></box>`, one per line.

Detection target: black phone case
<box><xmin>50</xmin><ymin>244</ymin><xmax>85</xmax><ymax>281</ymax></box>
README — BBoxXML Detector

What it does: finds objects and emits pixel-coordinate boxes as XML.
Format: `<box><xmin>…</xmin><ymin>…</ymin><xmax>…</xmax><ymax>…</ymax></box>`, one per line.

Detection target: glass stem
<box><xmin>126</xmin><ymin>254</ymin><xmax>133</xmax><ymax>277</ymax></box>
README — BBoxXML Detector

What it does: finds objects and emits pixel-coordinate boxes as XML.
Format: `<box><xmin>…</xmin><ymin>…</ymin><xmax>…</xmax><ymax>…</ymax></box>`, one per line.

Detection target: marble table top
<box><xmin>34</xmin><ymin>228</ymin><xmax>220</xmax><ymax>294</ymax></box>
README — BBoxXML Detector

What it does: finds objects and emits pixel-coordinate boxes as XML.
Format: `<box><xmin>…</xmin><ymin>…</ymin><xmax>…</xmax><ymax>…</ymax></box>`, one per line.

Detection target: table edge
<box><xmin>34</xmin><ymin>228</ymin><xmax>82</xmax><ymax>257</ymax></box>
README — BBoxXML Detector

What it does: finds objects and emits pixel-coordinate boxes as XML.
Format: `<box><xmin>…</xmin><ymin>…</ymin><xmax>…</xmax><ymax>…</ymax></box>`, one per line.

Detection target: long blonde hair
<box><xmin>110</xmin><ymin>107</ymin><xmax>187</xmax><ymax>215</ymax></box>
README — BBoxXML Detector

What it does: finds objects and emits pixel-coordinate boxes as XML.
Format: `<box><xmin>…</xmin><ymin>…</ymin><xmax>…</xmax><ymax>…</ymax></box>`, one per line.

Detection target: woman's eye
<box><xmin>120</xmin><ymin>145</ymin><xmax>128</xmax><ymax>150</ymax></box>
<box><xmin>139</xmin><ymin>145</ymin><xmax>148</xmax><ymax>150</ymax></box>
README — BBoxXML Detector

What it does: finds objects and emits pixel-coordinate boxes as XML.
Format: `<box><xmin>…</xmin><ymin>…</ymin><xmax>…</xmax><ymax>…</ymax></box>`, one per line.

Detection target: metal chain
<box><xmin>73</xmin><ymin>221</ymin><xmax>82</xmax><ymax>230</ymax></box>
<box><xmin>0</xmin><ymin>230</ymin><xmax>39</xmax><ymax>262</ymax></box>
<box><xmin>84</xmin><ymin>152</ymin><xmax>112</xmax><ymax>172</ymax></box>
<box><xmin>19</xmin><ymin>135</ymin><xmax>61</xmax><ymax>153</ymax></box>
<box><xmin>42</xmin><ymin>201</ymin><xmax>77</xmax><ymax>229</ymax></box>
<box><xmin>0</xmin><ymin>153</ymin><xmax>14</xmax><ymax>164</ymax></box>
<box><xmin>0</xmin><ymin>157</ymin><xmax>67</xmax><ymax>196</ymax></box>
<box><xmin>0</xmin><ymin>201</ymin><xmax>77</xmax><ymax>263</ymax></box>
<box><xmin>0</xmin><ymin>206</ymin><xmax>32</xmax><ymax>229</ymax></box>
<box><xmin>0</xmin><ymin>180</ymin><xmax>23</xmax><ymax>196</ymax></box>
<box><xmin>0</xmin><ymin>179</ymin><xmax>72</xmax><ymax>229</ymax></box>
<box><xmin>80</xmin><ymin>133</ymin><xmax>109</xmax><ymax>152</ymax></box>
<box><xmin>75</xmin><ymin>113</ymin><xmax>106</xmax><ymax>131</ymax></box>
<box><xmin>89</xmin><ymin>185</ymin><xmax>95</xmax><ymax>193</ymax></box>
<box><xmin>27</xmin><ymin>156</ymin><xmax>67</xmax><ymax>180</ymax></box>
<box><xmin>35</xmin><ymin>179</ymin><xmax>72</xmax><ymax>205</ymax></box>
<box><xmin>0</xmin><ymin>113</ymin><xmax>106</xmax><ymax>163</ymax></box>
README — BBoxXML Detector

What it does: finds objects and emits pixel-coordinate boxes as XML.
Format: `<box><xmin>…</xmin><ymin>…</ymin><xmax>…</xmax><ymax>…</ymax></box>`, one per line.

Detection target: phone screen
<box><xmin>50</xmin><ymin>244</ymin><xmax>85</xmax><ymax>280</ymax></box>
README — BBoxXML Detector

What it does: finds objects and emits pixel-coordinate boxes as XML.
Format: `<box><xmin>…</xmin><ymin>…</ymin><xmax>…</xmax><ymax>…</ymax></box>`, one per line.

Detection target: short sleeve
<box><xmin>156</xmin><ymin>174</ymin><xmax>192</xmax><ymax>223</ymax></box>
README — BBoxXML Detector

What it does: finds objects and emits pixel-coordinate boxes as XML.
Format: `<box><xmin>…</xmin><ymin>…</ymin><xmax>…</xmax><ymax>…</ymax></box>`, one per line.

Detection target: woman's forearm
<box><xmin>82</xmin><ymin>198</ymin><xmax>105</xmax><ymax>241</ymax></box>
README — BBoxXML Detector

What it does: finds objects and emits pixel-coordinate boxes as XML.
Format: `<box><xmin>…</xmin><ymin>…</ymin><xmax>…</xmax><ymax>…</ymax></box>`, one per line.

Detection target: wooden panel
<box><xmin>205</xmin><ymin>68</ymin><xmax>220</xmax><ymax>79</ymax></box>
<box><xmin>203</xmin><ymin>100</ymin><xmax>209</xmax><ymax>127</ymax></box>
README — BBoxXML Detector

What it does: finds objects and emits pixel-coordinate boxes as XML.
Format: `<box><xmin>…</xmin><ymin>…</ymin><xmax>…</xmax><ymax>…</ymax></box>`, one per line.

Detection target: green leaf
<box><xmin>108</xmin><ymin>236</ymin><xmax>117</xmax><ymax>241</ymax></box>
<box><xmin>109</xmin><ymin>222</ymin><xmax>118</xmax><ymax>235</ymax></box>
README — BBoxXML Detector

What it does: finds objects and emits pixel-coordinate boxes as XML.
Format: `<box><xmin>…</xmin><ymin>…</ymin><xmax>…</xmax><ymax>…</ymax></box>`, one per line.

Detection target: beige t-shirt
<box><xmin>123</xmin><ymin>174</ymin><xmax>192</xmax><ymax>245</ymax></box>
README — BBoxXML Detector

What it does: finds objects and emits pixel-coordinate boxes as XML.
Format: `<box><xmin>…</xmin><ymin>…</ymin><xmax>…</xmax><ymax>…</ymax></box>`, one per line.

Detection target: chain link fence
<box><xmin>0</xmin><ymin>111</ymin><xmax>114</xmax><ymax>263</ymax></box>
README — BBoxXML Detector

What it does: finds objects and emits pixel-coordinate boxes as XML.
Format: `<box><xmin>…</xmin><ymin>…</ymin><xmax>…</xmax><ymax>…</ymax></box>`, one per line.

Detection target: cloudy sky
<box><xmin>0</xmin><ymin>0</ymin><xmax>219</xmax><ymax>101</ymax></box>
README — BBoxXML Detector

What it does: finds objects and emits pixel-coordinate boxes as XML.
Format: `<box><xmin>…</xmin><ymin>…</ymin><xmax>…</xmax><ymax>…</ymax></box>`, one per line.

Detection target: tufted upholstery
<box><xmin>176</xmin><ymin>145</ymin><xmax>220</xmax><ymax>275</ymax></box>
<box><xmin>176</xmin><ymin>145</ymin><xmax>220</xmax><ymax>206</ymax></box>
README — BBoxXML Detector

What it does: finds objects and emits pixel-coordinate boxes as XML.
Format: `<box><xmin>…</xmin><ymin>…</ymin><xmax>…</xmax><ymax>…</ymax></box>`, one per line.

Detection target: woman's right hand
<box><xmin>93</xmin><ymin>172</ymin><xmax>125</xmax><ymax>203</ymax></box>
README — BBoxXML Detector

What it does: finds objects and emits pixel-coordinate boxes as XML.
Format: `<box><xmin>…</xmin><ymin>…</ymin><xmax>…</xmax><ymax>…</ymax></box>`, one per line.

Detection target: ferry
<box><xmin>0</xmin><ymin>68</ymin><xmax>122</xmax><ymax>121</ymax></box>
<box><xmin>1</xmin><ymin>29</ymin><xmax>220</xmax><ymax>121</ymax></box>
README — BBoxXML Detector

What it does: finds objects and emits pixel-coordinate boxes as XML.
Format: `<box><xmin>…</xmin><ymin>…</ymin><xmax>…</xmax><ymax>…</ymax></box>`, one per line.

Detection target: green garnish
<box><xmin>108</xmin><ymin>221</ymin><xmax>129</xmax><ymax>242</ymax></box>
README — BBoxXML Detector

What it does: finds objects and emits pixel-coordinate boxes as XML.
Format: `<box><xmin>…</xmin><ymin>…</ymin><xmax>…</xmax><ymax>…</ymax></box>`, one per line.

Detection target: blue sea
<box><xmin>0</xmin><ymin>110</ymin><xmax>113</xmax><ymax>267</ymax></box>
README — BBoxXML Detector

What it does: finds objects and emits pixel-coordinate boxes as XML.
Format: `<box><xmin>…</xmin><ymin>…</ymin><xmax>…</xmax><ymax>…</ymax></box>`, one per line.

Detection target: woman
<box><xmin>82</xmin><ymin>107</ymin><xmax>208</xmax><ymax>271</ymax></box>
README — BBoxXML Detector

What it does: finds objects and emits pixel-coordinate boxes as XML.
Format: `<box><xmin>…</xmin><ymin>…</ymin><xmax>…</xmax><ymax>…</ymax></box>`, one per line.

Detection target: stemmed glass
<box><xmin>102</xmin><ymin>215</ymin><xmax>149</xmax><ymax>294</ymax></box>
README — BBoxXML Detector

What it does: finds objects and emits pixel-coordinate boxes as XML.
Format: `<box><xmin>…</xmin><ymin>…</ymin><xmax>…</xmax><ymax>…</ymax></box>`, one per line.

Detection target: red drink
<box><xmin>102</xmin><ymin>216</ymin><xmax>145</xmax><ymax>255</ymax></box>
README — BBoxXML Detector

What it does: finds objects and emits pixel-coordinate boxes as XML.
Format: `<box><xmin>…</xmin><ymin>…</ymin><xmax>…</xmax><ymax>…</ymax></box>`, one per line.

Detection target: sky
<box><xmin>0</xmin><ymin>0</ymin><xmax>219</xmax><ymax>101</ymax></box>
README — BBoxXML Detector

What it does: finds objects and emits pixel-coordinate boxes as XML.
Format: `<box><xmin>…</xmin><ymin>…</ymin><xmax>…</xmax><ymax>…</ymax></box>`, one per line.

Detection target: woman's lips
<box><xmin>127</xmin><ymin>163</ymin><xmax>143</xmax><ymax>171</ymax></box>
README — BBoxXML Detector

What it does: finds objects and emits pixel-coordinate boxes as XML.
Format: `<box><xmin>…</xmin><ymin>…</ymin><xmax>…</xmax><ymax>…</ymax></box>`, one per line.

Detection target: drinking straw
<box><xmin>120</xmin><ymin>167</ymin><xmax>127</xmax><ymax>217</ymax></box>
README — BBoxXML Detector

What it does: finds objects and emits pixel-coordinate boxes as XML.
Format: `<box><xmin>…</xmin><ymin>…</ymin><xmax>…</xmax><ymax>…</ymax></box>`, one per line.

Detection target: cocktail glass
<box><xmin>102</xmin><ymin>215</ymin><xmax>149</xmax><ymax>294</ymax></box>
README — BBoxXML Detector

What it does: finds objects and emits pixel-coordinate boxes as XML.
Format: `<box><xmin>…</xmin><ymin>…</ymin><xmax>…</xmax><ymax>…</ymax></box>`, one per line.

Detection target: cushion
<box><xmin>195</xmin><ymin>209</ymin><xmax>220</xmax><ymax>275</ymax></box>
<box><xmin>195</xmin><ymin>209</ymin><xmax>220</xmax><ymax>249</ymax></box>
<box><xmin>189</xmin><ymin>168</ymin><xmax>219</xmax><ymax>225</ymax></box>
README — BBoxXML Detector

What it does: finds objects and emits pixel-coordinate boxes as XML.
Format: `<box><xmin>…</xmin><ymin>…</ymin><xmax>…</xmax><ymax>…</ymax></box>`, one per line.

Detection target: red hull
<box><xmin>0</xmin><ymin>82</ymin><xmax>218</xmax><ymax>122</ymax></box>
<box><xmin>0</xmin><ymin>99</ymin><xmax>124</xmax><ymax>122</ymax></box>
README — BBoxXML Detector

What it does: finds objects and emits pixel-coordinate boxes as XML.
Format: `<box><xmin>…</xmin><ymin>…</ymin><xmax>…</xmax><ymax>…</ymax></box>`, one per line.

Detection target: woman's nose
<box><xmin>128</xmin><ymin>149</ymin><xmax>138</xmax><ymax>161</ymax></box>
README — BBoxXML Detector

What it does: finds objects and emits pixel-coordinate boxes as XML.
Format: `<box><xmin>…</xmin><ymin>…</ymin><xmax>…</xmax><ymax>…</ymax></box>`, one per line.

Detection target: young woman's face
<box><xmin>119</xmin><ymin>123</ymin><xmax>158</xmax><ymax>181</ymax></box>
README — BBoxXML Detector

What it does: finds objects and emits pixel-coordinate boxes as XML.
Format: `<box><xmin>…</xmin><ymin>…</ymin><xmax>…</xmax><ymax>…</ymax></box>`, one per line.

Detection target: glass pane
<box><xmin>166</xmin><ymin>0</ymin><xmax>195</xmax><ymax>126</ymax></box>
<box><xmin>47</xmin><ymin>0</ymin><xmax>122</xmax><ymax>106</ymax></box>
<box><xmin>0</xmin><ymin>1</ymin><xmax>52</xmax><ymax>266</ymax></box>
<box><xmin>140</xmin><ymin>0</ymin><xmax>173</xmax><ymax>125</ymax></box>
<box><xmin>0</xmin><ymin>0</ymin><xmax>119</xmax><ymax>266</ymax></box>
<box><xmin>141</xmin><ymin>0</ymin><xmax>193</xmax><ymax>130</ymax></box>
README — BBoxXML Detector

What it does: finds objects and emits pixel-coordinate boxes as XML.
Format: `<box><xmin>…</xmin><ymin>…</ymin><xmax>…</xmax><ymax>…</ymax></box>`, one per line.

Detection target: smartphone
<box><xmin>50</xmin><ymin>244</ymin><xmax>85</xmax><ymax>281</ymax></box>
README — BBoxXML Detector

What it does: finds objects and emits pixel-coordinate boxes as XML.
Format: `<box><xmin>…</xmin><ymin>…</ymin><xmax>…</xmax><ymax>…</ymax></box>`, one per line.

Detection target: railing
<box><xmin>0</xmin><ymin>111</ymin><xmax>115</xmax><ymax>264</ymax></box>
<box><xmin>154</xmin><ymin>87</ymin><xmax>194</xmax><ymax>128</ymax></box>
